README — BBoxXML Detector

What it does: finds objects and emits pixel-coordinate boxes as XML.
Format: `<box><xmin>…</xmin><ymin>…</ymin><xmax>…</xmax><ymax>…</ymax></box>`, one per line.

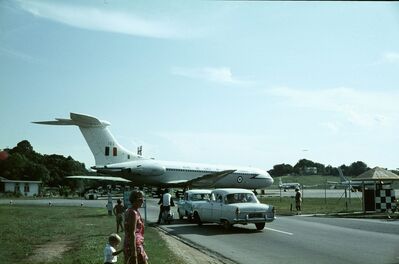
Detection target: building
<box><xmin>0</xmin><ymin>177</ymin><xmax>42</xmax><ymax>197</ymax></box>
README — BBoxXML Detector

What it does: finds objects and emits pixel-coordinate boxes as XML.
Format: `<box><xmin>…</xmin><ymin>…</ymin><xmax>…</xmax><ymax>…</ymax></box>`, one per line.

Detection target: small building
<box><xmin>0</xmin><ymin>177</ymin><xmax>42</xmax><ymax>197</ymax></box>
<box><xmin>303</xmin><ymin>166</ymin><xmax>317</xmax><ymax>175</ymax></box>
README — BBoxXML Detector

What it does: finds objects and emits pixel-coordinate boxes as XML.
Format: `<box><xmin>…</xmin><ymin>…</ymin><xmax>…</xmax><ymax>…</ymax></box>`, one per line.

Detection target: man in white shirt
<box><xmin>157</xmin><ymin>189</ymin><xmax>174</xmax><ymax>224</ymax></box>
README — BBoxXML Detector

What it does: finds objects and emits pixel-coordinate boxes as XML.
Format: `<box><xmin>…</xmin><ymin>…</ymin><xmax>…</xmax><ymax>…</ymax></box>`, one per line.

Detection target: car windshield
<box><xmin>225</xmin><ymin>193</ymin><xmax>258</xmax><ymax>204</ymax></box>
<box><xmin>190</xmin><ymin>193</ymin><xmax>210</xmax><ymax>201</ymax></box>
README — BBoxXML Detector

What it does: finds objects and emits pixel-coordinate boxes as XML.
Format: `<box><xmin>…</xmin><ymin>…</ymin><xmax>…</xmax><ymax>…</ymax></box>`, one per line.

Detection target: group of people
<box><xmin>104</xmin><ymin>190</ymin><xmax>148</xmax><ymax>264</ymax></box>
<box><xmin>104</xmin><ymin>188</ymin><xmax>175</xmax><ymax>264</ymax></box>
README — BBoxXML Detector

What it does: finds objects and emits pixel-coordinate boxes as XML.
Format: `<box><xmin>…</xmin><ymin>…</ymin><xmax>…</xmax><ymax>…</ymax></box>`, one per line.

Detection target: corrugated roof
<box><xmin>355</xmin><ymin>167</ymin><xmax>399</xmax><ymax>181</ymax></box>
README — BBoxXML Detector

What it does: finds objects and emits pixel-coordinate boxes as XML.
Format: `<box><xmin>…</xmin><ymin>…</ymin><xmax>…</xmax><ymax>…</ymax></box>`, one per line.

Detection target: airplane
<box><xmin>328</xmin><ymin>168</ymin><xmax>362</xmax><ymax>192</ymax></box>
<box><xmin>278</xmin><ymin>177</ymin><xmax>301</xmax><ymax>191</ymax></box>
<box><xmin>33</xmin><ymin>113</ymin><xmax>274</xmax><ymax>190</ymax></box>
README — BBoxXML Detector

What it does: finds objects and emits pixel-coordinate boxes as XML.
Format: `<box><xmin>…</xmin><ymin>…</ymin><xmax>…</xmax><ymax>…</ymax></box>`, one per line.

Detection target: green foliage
<box><xmin>0</xmin><ymin>140</ymin><xmax>88</xmax><ymax>187</ymax></box>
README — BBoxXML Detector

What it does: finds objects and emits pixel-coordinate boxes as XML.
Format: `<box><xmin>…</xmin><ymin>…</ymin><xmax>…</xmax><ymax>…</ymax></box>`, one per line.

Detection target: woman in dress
<box><xmin>124</xmin><ymin>190</ymin><xmax>148</xmax><ymax>264</ymax></box>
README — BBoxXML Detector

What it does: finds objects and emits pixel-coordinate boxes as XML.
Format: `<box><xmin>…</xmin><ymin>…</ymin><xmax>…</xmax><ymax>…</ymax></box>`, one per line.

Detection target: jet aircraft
<box><xmin>33</xmin><ymin>113</ymin><xmax>273</xmax><ymax>190</ymax></box>
<box><xmin>278</xmin><ymin>177</ymin><xmax>301</xmax><ymax>191</ymax></box>
<box><xmin>328</xmin><ymin>167</ymin><xmax>363</xmax><ymax>192</ymax></box>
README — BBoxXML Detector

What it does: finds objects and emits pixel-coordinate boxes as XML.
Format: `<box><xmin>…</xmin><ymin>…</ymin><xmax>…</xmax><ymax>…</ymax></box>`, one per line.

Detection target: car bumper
<box><xmin>233</xmin><ymin>214</ymin><xmax>275</xmax><ymax>224</ymax></box>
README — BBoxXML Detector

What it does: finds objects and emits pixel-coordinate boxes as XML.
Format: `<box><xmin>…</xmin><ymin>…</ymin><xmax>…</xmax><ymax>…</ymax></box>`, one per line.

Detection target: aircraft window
<box><xmin>113</xmin><ymin>147</ymin><xmax>117</xmax><ymax>156</ymax></box>
<box><xmin>105</xmin><ymin>146</ymin><xmax>110</xmax><ymax>156</ymax></box>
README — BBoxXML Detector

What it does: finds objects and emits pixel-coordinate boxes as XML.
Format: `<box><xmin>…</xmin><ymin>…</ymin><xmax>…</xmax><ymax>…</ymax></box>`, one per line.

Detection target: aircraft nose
<box><xmin>253</xmin><ymin>173</ymin><xmax>274</xmax><ymax>187</ymax></box>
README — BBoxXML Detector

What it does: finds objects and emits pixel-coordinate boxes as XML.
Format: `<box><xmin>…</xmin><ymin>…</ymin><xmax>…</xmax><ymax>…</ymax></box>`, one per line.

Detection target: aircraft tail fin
<box><xmin>33</xmin><ymin>113</ymin><xmax>140</xmax><ymax>166</ymax></box>
<box><xmin>337</xmin><ymin>167</ymin><xmax>349</xmax><ymax>183</ymax></box>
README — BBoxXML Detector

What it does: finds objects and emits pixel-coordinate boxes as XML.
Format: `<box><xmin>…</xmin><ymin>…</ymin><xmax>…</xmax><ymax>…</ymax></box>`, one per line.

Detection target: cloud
<box><xmin>0</xmin><ymin>46</ymin><xmax>37</xmax><ymax>63</ymax></box>
<box><xmin>382</xmin><ymin>52</ymin><xmax>399</xmax><ymax>63</ymax></box>
<box><xmin>172</xmin><ymin>67</ymin><xmax>249</xmax><ymax>85</ymax></box>
<box><xmin>267</xmin><ymin>87</ymin><xmax>399</xmax><ymax>128</ymax></box>
<box><xmin>17</xmin><ymin>0</ymin><xmax>184</xmax><ymax>39</ymax></box>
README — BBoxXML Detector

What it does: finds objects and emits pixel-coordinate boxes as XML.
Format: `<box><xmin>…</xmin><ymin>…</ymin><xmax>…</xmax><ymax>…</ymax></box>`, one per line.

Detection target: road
<box><xmin>2</xmin><ymin>194</ymin><xmax>399</xmax><ymax>264</ymax></box>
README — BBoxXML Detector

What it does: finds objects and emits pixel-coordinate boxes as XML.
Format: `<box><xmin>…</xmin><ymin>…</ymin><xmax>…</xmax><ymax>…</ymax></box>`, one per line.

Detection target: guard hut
<box><xmin>355</xmin><ymin>167</ymin><xmax>399</xmax><ymax>213</ymax></box>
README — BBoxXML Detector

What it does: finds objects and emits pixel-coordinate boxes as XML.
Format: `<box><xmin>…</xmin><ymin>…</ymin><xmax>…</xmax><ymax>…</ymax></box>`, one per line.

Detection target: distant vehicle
<box><xmin>177</xmin><ymin>189</ymin><xmax>212</xmax><ymax>220</ymax></box>
<box><xmin>278</xmin><ymin>177</ymin><xmax>301</xmax><ymax>191</ymax></box>
<box><xmin>192</xmin><ymin>188</ymin><xmax>275</xmax><ymax>230</ymax></box>
<box><xmin>84</xmin><ymin>190</ymin><xmax>98</xmax><ymax>200</ymax></box>
<box><xmin>34</xmin><ymin>113</ymin><xmax>274</xmax><ymax>190</ymax></box>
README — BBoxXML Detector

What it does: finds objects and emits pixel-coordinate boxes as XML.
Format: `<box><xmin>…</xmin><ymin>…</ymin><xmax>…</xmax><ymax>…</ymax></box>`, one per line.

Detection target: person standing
<box><xmin>113</xmin><ymin>199</ymin><xmax>125</xmax><ymax>233</ymax></box>
<box><xmin>295</xmin><ymin>188</ymin><xmax>302</xmax><ymax>215</ymax></box>
<box><xmin>124</xmin><ymin>190</ymin><xmax>148</xmax><ymax>264</ymax></box>
<box><xmin>157</xmin><ymin>189</ymin><xmax>174</xmax><ymax>224</ymax></box>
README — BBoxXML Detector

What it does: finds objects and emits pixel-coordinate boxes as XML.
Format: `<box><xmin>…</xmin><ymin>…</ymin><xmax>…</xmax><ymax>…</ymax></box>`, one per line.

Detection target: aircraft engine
<box><xmin>125</xmin><ymin>161</ymin><xmax>166</xmax><ymax>176</ymax></box>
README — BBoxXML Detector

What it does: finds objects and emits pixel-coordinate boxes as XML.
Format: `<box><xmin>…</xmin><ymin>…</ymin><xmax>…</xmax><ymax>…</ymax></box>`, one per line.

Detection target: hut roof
<box><xmin>355</xmin><ymin>167</ymin><xmax>399</xmax><ymax>181</ymax></box>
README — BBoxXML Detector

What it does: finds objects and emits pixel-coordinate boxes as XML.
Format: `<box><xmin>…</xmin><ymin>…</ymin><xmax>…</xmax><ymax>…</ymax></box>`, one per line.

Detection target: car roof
<box><xmin>212</xmin><ymin>188</ymin><xmax>253</xmax><ymax>195</ymax></box>
<box><xmin>186</xmin><ymin>189</ymin><xmax>212</xmax><ymax>194</ymax></box>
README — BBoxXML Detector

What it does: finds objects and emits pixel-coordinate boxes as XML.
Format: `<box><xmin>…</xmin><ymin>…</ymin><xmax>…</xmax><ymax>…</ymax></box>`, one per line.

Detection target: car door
<box><xmin>210</xmin><ymin>193</ymin><xmax>223</xmax><ymax>221</ymax></box>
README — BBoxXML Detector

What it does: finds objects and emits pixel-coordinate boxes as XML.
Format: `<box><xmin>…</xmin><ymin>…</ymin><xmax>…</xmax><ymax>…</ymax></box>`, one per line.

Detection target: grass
<box><xmin>0</xmin><ymin>205</ymin><xmax>183</xmax><ymax>264</ymax></box>
<box><xmin>259</xmin><ymin>196</ymin><xmax>363</xmax><ymax>215</ymax></box>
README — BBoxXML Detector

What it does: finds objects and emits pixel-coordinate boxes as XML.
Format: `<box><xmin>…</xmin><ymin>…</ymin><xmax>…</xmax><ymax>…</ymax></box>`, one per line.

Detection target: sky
<box><xmin>1</xmin><ymin>0</ymin><xmax>399</xmax><ymax>171</ymax></box>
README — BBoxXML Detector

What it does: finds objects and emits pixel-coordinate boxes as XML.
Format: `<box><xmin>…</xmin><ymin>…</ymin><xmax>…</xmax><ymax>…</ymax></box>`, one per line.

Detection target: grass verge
<box><xmin>259</xmin><ymin>196</ymin><xmax>363</xmax><ymax>215</ymax></box>
<box><xmin>0</xmin><ymin>205</ymin><xmax>184</xmax><ymax>264</ymax></box>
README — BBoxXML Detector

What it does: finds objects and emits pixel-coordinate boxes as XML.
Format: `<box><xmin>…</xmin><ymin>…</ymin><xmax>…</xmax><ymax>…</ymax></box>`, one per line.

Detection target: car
<box><xmin>192</xmin><ymin>188</ymin><xmax>275</xmax><ymax>230</ymax></box>
<box><xmin>177</xmin><ymin>189</ymin><xmax>212</xmax><ymax>221</ymax></box>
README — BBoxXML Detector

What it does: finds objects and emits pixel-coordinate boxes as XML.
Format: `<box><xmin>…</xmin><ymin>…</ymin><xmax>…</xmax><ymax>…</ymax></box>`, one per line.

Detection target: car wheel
<box><xmin>178</xmin><ymin>209</ymin><xmax>183</xmax><ymax>220</ymax></box>
<box><xmin>255</xmin><ymin>222</ymin><xmax>265</xmax><ymax>230</ymax></box>
<box><xmin>193</xmin><ymin>212</ymin><xmax>202</xmax><ymax>226</ymax></box>
<box><xmin>222</xmin><ymin>220</ymin><xmax>231</xmax><ymax>230</ymax></box>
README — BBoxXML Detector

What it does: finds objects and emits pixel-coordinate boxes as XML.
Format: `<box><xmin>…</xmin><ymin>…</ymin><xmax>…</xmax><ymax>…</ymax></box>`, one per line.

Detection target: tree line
<box><xmin>0</xmin><ymin>140</ymin><xmax>88</xmax><ymax>188</ymax></box>
<box><xmin>1</xmin><ymin>140</ymin><xmax>396</xmax><ymax>188</ymax></box>
<box><xmin>267</xmin><ymin>159</ymin><xmax>372</xmax><ymax>177</ymax></box>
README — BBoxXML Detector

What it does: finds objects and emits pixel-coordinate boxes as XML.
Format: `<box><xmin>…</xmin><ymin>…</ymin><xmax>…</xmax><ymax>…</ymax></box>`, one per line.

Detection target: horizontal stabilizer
<box><xmin>33</xmin><ymin>113</ymin><xmax>110</xmax><ymax>128</ymax></box>
<box><xmin>66</xmin><ymin>175</ymin><xmax>131</xmax><ymax>182</ymax></box>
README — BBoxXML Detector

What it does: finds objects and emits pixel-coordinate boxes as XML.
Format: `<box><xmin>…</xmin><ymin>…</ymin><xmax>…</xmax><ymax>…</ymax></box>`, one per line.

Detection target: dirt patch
<box><xmin>28</xmin><ymin>240</ymin><xmax>74</xmax><ymax>263</ymax></box>
<box><xmin>158</xmin><ymin>230</ymin><xmax>234</xmax><ymax>264</ymax></box>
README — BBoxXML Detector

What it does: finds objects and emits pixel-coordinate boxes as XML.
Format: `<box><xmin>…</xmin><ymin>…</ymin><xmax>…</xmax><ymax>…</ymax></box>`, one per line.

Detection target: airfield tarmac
<box><xmin>2</xmin><ymin>190</ymin><xmax>399</xmax><ymax>264</ymax></box>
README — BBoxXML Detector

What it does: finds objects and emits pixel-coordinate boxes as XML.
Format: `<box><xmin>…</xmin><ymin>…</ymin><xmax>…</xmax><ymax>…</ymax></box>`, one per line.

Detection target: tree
<box><xmin>269</xmin><ymin>163</ymin><xmax>294</xmax><ymax>177</ymax></box>
<box><xmin>348</xmin><ymin>161</ymin><xmax>368</xmax><ymax>176</ymax></box>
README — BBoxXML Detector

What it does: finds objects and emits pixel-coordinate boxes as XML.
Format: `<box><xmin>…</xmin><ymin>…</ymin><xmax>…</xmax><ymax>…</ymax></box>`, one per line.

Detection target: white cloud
<box><xmin>172</xmin><ymin>67</ymin><xmax>249</xmax><ymax>85</ymax></box>
<box><xmin>382</xmin><ymin>52</ymin><xmax>399</xmax><ymax>63</ymax></box>
<box><xmin>267</xmin><ymin>87</ymin><xmax>399</xmax><ymax>128</ymax></box>
<box><xmin>17</xmin><ymin>1</ymin><xmax>184</xmax><ymax>39</ymax></box>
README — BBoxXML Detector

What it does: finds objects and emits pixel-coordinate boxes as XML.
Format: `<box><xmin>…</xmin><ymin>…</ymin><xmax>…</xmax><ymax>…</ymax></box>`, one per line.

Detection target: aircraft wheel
<box><xmin>255</xmin><ymin>222</ymin><xmax>265</xmax><ymax>230</ymax></box>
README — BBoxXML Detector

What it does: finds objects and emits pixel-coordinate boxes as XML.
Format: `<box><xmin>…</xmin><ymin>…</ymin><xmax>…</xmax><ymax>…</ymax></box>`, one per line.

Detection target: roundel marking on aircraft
<box><xmin>237</xmin><ymin>176</ymin><xmax>243</xmax><ymax>183</ymax></box>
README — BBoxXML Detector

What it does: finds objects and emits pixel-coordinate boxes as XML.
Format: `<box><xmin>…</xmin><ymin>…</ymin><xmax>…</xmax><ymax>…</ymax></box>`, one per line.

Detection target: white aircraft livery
<box><xmin>33</xmin><ymin>113</ymin><xmax>274</xmax><ymax>189</ymax></box>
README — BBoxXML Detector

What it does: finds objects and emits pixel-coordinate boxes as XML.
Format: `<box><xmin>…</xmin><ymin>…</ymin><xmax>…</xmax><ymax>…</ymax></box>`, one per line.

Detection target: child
<box><xmin>113</xmin><ymin>199</ymin><xmax>125</xmax><ymax>233</ymax></box>
<box><xmin>104</xmin><ymin>233</ymin><xmax>123</xmax><ymax>264</ymax></box>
